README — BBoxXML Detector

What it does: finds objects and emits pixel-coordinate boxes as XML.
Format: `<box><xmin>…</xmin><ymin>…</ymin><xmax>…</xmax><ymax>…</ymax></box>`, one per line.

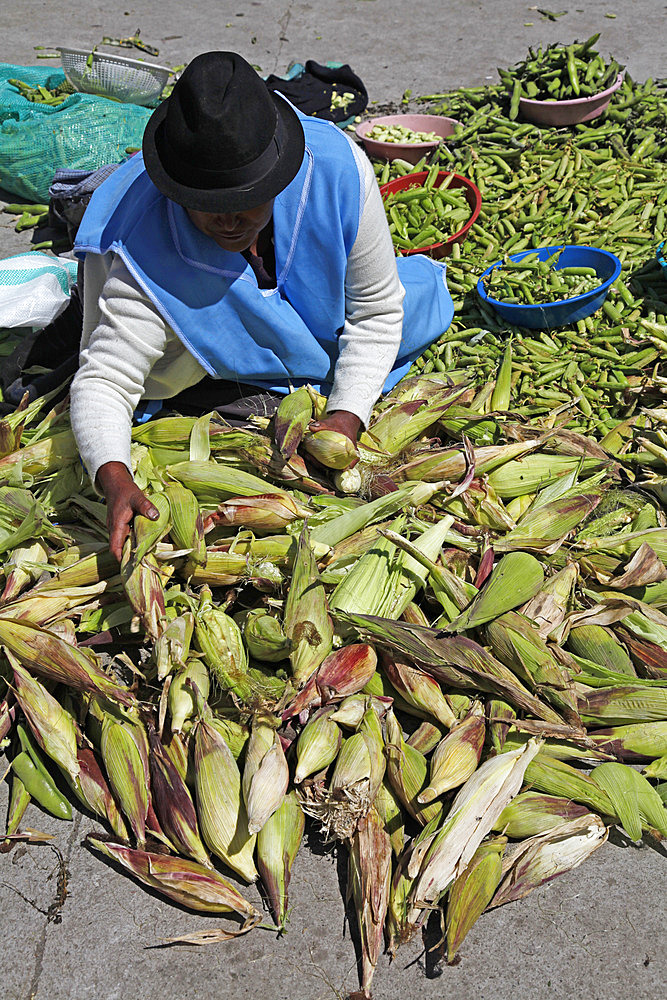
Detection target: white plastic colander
<box><xmin>57</xmin><ymin>47</ymin><xmax>172</xmax><ymax>107</ymax></box>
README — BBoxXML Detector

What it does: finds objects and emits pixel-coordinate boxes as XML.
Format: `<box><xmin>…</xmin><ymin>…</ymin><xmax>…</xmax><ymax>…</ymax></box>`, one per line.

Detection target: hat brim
<box><xmin>142</xmin><ymin>91</ymin><xmax>305</xmax><ymax>213</ymax></box>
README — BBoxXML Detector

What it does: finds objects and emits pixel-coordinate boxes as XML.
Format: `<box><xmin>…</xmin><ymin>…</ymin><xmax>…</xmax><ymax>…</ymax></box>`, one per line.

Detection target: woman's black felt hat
<box><xmin>142</xmin><ymin>51</ymin><xmax>305</xmax><ymax>213</ymax></box>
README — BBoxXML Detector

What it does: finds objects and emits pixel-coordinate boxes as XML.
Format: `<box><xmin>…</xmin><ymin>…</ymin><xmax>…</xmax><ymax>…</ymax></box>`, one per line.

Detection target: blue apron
<box><xmin>76</xmin><ymin>109</ymin><xmax>454</xmax><ymax>396</ymax></box>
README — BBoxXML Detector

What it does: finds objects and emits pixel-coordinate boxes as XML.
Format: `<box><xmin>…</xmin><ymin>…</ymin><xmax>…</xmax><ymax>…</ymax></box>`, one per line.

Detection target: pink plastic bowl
<box><xmin>518</xmin><ymin>73</ymin><xmax>624</xmax><ymax>126</ymax></box>
<box><xmin>356</xmin><ymin>114</ymin><xmax>461</xmax><ymax>164</ymax></box>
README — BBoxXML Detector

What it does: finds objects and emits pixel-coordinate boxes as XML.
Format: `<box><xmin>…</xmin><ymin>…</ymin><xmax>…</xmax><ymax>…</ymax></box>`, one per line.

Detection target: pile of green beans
<box><xmin>483</xmin><ymin>249</ymin><xmax>601</xmax><ymax>305</ymax></box>
<box><xmin>367</xmin><ymin>123</ymin><xmax>440</xmax><ymax>143</ymax></box>
<box><xmin>365</xmin><ymin>45</ymin><xmax>667</xmax><ymax>445</ymax></box>
<box><xmin>383</xmin><ymin>164</ymin><xmax>471</xmax><ymax>251</ymax></box>
<box><xmin>498</xmin><ymin>34</ymin><xmax>623</xmax><ymax>112</ymax></box>
<box><xmin>8</xmin><ymin>77</ymin><xmax>75</xmax><ymax>106</ymax></box>
<box><xmin>2</xmin><ymin>202</ymin><xmax>49</xmax><ymax>233</ymax></box>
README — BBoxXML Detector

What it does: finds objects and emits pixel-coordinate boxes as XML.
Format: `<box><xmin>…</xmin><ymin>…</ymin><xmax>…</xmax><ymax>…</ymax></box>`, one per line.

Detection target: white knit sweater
<box><xmin>70</xmin><ymin>139</ymin><xmax>405</xmax><ymax>483</ymax></box>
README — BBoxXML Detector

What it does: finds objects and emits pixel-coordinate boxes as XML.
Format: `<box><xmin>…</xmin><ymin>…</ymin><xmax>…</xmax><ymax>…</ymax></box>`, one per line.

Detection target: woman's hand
<box><xmin>309</xmin><ymin>409</ymin><xmax>361</xmax><ymax>466</ymax></box>
<box><xmin>96</xmin><ymin>461</ymin><xmax>160</xmax><ymax>562</ymax></box>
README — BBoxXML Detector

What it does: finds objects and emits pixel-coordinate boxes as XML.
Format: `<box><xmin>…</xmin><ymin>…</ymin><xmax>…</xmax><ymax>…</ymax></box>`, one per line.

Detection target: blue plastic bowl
<box><xmin>476</xmin><ymin>245</ymin><xmax>622</xmax><ymax>330</ymax></box>
<box><xmin>657</xmin><ymin>241</ymin><xmax>667</xmax><ymax>278</ymax></box>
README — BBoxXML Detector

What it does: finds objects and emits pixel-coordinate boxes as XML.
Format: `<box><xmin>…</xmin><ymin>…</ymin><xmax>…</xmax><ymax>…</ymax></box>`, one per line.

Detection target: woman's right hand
<box><xmin>96</xmin><ymin>461</ymin><xmax>160</xmax><ymax>562</ymax></box>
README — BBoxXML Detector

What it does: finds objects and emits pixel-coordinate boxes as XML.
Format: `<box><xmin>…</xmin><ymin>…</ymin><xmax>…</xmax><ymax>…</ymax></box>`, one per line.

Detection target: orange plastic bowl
<box><xmin>356</xmin><ymin>114</ymin><xmax>461</xmax><ymax>164</ymax></box>
<box><xmin>518</xmin><ymin>73</ymin><xmax>624</xmax><ymax>126</ymax></box>
<box><xmin>380</xmin><ymin>170</ymin><xmax>482</xmax><ymax>259</ymax></box>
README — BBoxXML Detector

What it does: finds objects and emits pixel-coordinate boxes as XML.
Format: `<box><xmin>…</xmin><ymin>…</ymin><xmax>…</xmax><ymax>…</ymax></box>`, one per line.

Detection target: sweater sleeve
<box><xmin>70</xmin><ymin>252</ymin><xmax>171</xmax><ymax>484</ymax></box>
<box><xmin>325</xmin><ymin>138</ymin><xmax>405</xmax><ymax>426</ymax></box>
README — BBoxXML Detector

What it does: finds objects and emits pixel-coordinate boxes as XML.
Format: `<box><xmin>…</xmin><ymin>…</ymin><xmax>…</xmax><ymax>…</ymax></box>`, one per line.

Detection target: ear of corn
<box><xmin>373</xmin><ymin>778</ymin><xmax>405</xmax><ymax>856</ymax></box>
<box><xmin>579</xmin><ymin>684</ymin><xmax>667</xmax><ymax>726</ymax></box>
<box><xmin>193</xmin><ymin>702</ymin><xmax>257</xmax><ymax>882</ymax></box>
<box><xmin>380</xmin><ymin>652</ymin><xmax>457</xmax><ymax>729</ymax></box>
<box><xmin>273</xmin><ymin>386</ymin><xmax>313</xmax><ymax>460</ymax></box>
<box><xmin>522</xmin><ymin>755</ymin><xmax>616</xmax><ymax>817</ymax></box>
<box><xmin>155</xmin><ymin>612</ymin><xmax>194</xmax><ymax>682</ymax></box>
<box><xmin>67</xmin><ymin>745</ymin><xmax>128</xmax><ymax>840</ymax></box>
<box><xmin>284</xmin><ymin>525</ymin><xmax>333</xmax><ymax>686</ymax></box>
<box><xmin>1</xmin><ymin>540</ymin><xmax>49</xmax><ymax>603</ymax></box>
<box><xmin>446</xmin><ymin>837</ymin><xmax>506</xmax><ymax>964</ymax></box>
<box><xmin>302</xmin><ymin>429</ymin><xmax>358</xmax><ymax>469</ymax></box>
<box><xmin>4</xmin><ymin>770</ymin><xmax>31</xmax><ymax>842</ymax></box>
<box><xmin>348</xmin><ymin>804</ymin><xmax>392</xmax><ymax>998</ymax></box>
<box><xmin>487</xmin><ymin>699</ymin><xmax>517</xmax><ymax>753</ymax></box>
<box><xmin>243</xmin><ymin>723</ymin><xmax>289</xmax><ymax>834</ymax></box>
<box><xmin>566</xmin><ymin>624</ymin><xmax>636</xmax><ymax>676</ymax></box>
<box><xmin>493</xmin><ymin>790</ymin><xmax>592</xmax><ymax>838</ymax></box>
<box><xmin>256</xmin><ymin>789</ymin><xmax>305</xmax><ymax>928</ymax></box>
<box><xmin>100</xmin><ymin>708</ymin><xmax>150</xmax><ymax>846</ymax></box>
<box><xmin>418</xmin><ymin>700</ymin><xmax>486</xmax><ymax>802</ymax></box>
<box><xmin>489</xmin><ymin>814</ymin><xmax>608</xmax><ymax>908</ymax></box>
<box><xmin>164</xmin><ymin>483</ymin><xmax>206</xmax><ymax>565</ymax></box>
<box><xmin>446</xmin><ymin>552</ymin><xmax>545</xmax><ymax>633</ymax></box>
<box><xmin>294</xmin><ymin>708</ymin><xmax>341</xmax><ymax>784</ymax></box>
<box><xmin>194</xmin><ymin>587</ymin><xmax>253</xmax><ymax>703</ymax></box>
<box><xmin>239</xmin><ymin>608</ymin><xmax>292</xmax><ymax>663</ymax></box>
<box><xmin>590</xmin><ymin>761</ymin><xmax>667</xmax><ymax>840</ymax></box>
<box><xmin>383</xmin><ymin>709</ymin><xmax>444</xmax><ymax>827</ymax></box>
<box><xmin>587</xmin><ymin>721</ymin><xmax>667</xmax><ymax>760</ymax></box>
<box><xmin>9</xmin><ymin>656</ymin><xmax>79</xmax><ymax>782</ymax></box>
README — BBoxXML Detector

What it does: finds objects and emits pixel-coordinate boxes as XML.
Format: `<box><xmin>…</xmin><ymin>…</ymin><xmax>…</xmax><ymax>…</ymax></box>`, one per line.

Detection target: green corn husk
<box><xmin>359</xmin><ymin>382</ymin><xmax>469</xmax><ymax>457</ymax></box>
<box><xmin>0</xmin><ymin>581</ymin><xmax>108</xmax><ymax>628</ymax></box>
<box><xmin>239</xmin><ymin>608</ymin><xmax>292</xmax><ymax>662</ymax></box>
<box><xmin>493</xmin><ymin>791</ymin><xmax>592</xmax><ymax>839</ymax></box>
<box><xmin>9</xmin><ymin>656</ymin><xmax>79</xmax><ymax>782</ymax></box>
<box><xmin>407</xmin><ymin>739</ymin><xmax>542</xmax><ymax>924</ymax></box>
<box><xmin>167</xmin><ymin>459</ymin><xmax>292</xmax><ymax>504</ymax></box>
<box><xmin>132</xmin><ymin>491</ymin><xmax>171</xmax><ymax>563</ymax></box>
<box><xmin>590</xmin><ymin>761</ymin><xmax>667</xmax><ymax>840</ymax></box>
<box><xmin>406</xmin><ymin>720</ymin><xmax>447</xmax><ymax>756</ymax></box>
<box><xmin>588</xmin><ymin>722</ymin><xmax>667</xmax><ymax>761</ymax></box>
<box><xmin>302</xmin><ymin>429</ymin><xmax>358</xmax><ymax>470</ymax></box>
<box><xmin>445</xmin><ymin>837</ymin><xmax>506</xmax><ymax>964</ymax></box>
<box><xmin>87</xmin><ymin>838</ymin><xmax>260</xmax><ymax>926</ymax></box>
<box><xmin>566</xmin><ymin>624</ymin><xmax>636</xmax><ymax>676</ymax></box>
<box><xmin>501</xmin><ymin>730</ymin><xmax>613</xmax><ymax>765</ymax></box>
<box><xmin>487</xmin><ymin>454</ymin><xmax>606</xmax><ymax>499</ymax></box>
<box><xmin>523</xmin><ymin>756</ymin><xmax>616</xmax><ymax>817</ymax></box>
<box><xmin>373</xmin><ymin>778</ymin><xmax>405</xmax><ymax>856</ymax></box>
<box><xmin>242</xmin><ymin>723</ymin><xmax>289</xmax><ymax>835</ymax></box>
<box><xmin>164</xmin><ymin>482</ymin><xmax>206</xmax><ymax>565</ymax></box>
<box><xmin>121</xmin><ymin>546</ymin><xmax>166</xmax><ymax>642</ymax></box>
<box><xmin>446</xmin><ymin>552</ymin><xmax>545</xmax><ymax>633</ymax></box>
<box><xmin>486</xmin><ymin>612</ymin><xmax>581</xmax><ymax>726</ymax></box>
<box><xmin>358</xmin><ymin>704</ymin><xmax>386</xmax><ymax>806</ymax></box>
<box><xmin>348</xmin><ymin>804</ymin><xmax>392</xmax><ymax>998</ymax></box>
<box><xmin>383</xmin><ymin>709</ymin><xmax>443</xmax><ymax>827</ymax></box>
<box><xmin>418</xmin><ymin>701</ymin><xmax>486</xmax><ymax>803</ymax></box>
<box><xmin>273</xmin><ymin>386</ymin><xmax>313</xmax><ymax>460</ymax></box>
<box><xmin>294</xmin><ymin>708</ymin><xmax>342</xmax><ymax>784</ymax></box>
<box><xmin>210</xmin><ymin>716</ymin><xmax>249</xmax><ymax>761</ymax></box>
<box><xmin>284</xmin><ymin>525</ymin><xmax>333</xmax><ymax>686</ymax></box>
<box><xmin>67</xmin><ymin>745</ymin><xmax>128</xmax><ymax>840</ymax></box>
<box><xmin>193</xmin><ymin>701</ymin><xmax>257</xmax><ymax>882</ymax></box>
<box><xmin>489</xmin><ymin>814</ymin><xmax>608</xmax><ymax>908</ymax></box>
<box><xmin>168</xmin><ymin>659</ymin><xmax>210</xmax><ymax>734</ymax></box>
<box><xmin>212</xmin><ymin>493</ymin><xmax>308</xmax><ymax>534</ymax></box>
<box><xmin>0</xmin><ymin>428</ymin><xmax>79</xmax><ymax>482</ymax></box>
<box><xmin>184</xmin><ymin>549</ymin><xmax>250</xmax><ymax>587</ymax></box>
<box><xmin>146</xmin><ymin>721</ymin><xmax>211</xmax><ymax>866</ymax></box>
<box><xmin>100</xmin><ymin>709</ymin><xmax>150</xmax><ymax>846</ymax></box>
<box><xmin>0</xmin><ymin>617</ymin><xmax>132</xmax><ymax>704</ymax></box>
<box><xmin>495</xmin><ymin>492</ymin><xmax>601</xmax><ymax>554</ymax></box>
<box><xmin>256</xmin><ymin>789</ymin><xmax>305</xmax><ymax>928</ymax></box>
<box><xmin>194</xmin><ymin>587</ymin><xmax>253</xmax><ymax>702</ymax></box>
<box><xmin>380</xmin><ymin>653</ymin><xmax>457</xmax><ymax>729</ymax></box>
<box><xmin>579</xmin><ymin>685</ymin><xmax>667</xmax><ymax>726</ymax></box>
<box><xmin>643</xmin><ymin>756</ymin><xmax>667</xmax><ymax>779</ymax></box>
<box><xmin>378</xmin><ymin>526</ymin><xmax>475</xmax><ymax>615</ymax></box>
<box><xmin>487</xmin><ymin>699</ymin><xmax>517</xmax><ymax>753</ymax></box>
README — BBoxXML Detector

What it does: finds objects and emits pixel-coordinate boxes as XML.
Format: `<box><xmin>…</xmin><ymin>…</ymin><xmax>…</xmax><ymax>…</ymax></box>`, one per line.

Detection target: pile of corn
<box><xmin>0</xmin><ymin>41</ymin><xmax>666</xmax><ymax>1000</ymax></box>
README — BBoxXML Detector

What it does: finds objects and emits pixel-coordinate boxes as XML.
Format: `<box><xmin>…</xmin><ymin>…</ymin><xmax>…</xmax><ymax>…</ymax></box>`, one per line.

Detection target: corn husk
<box><xmin>493</xmin><ymin>791</ymin><xmax>591</xmax><ymax>839</ymax></box>
<box><xmin>9</xmin><ymin>657</ymin><xmax>79</xmax><ymax>782</ymax></box>
<box><xmin>383</xmin><ymin>709</ymin><xmax>443</xmax><ymax>827</ymax></box>
<box><xmin>445</xmin><ymin>837</ymin><xmax>506</xmax><ymax>964</ymax></box>
<box><xmin>155</xmin><ymin>612</ymin><xmax>194</xmax><ymax>681</ymax></box>
<box><xmin>406</xmin><ymin>720</ymin><xmax>447</xmax><ymax>756</ymax></box>
<box><xmin>579</xmin><ymin>685</ymin><xmax>667</xmax><ymax>726</ymax></box>
<box><xmin>293</xmin><ymin>708</ymin><xmax>341</xmax><ymax>783</ymax></box>
<box><xmin>88</xmin><ymin>837</ymin><xmax>260</xmax><ymax>925</ymax></box>
<box><xmin>487</xmin><ymin>699</ymin><xmax>517</xmax><ymax>753</ymax></box>
<box><xmin>521</xmin><ymin>563</ymin><xmax>578</xmax><ymax>639</ymax></box>
<box><xmin>3</xmin><ymin>771</ymin><xmax>31</xmax><ymax>843</ymax></box>
<box><xmin>1</xmin><ymin>540</ymin><xmax>49</xmax><ymax>603</ymax></box>
<box><xmin>168</xmin><ymin>659</ymin><xmax>210</xmax><ymax>734</ymax></box>
<box><xmin>643</xmin><ymin>756</ymin><xmax>667</xmax><ymax>779</ymax></box>
<box><xmin>282</xmin><ymin>643</ymin><xmax>378</xmax><ymax>719</ymax></box>
<box><xmin>380</xmin><ymin>653</ymin><xmax>457</xmax><ymax>729</ymax></box>
<box><xmin>590</xmin><ymin>761</ymin><xmax>667</xmax><ymax>840</ymax></box>
<box><xmin>120</xmin><ymin>544</ymin><xmax>166</xmax><ymax>641</ymax></box>
<box><xmin>240</xmin><ymin>608</ymin><xmax>292</xmax><ymax>662</ymax></box>
<box><xmin>348</xmin><ymin>804</ymin><xmax>392</xmax><ymax>998</ymax></box>
<box><xmin>273</xmin><ymin>386</ymin><xmax>313</xmax><ymax>459</ymax></box>
<box><xmin>193</xmin><ymin>702</ymin><xmax>257</xmax><ymax>882</ymax></box>
<box><xmin>495</xmin><ymin>492</ymin><xmax>601</xmax><ymax>554</ymax></box>
<box><xmin>487</xmin><ymin>454</ymin><xmax>606</xmax><ymax>499</ymax></box>
<box><xmin>446</xmin><ymin>552</ymin><xmax>545</xmax><ymax>632</ymax></box>
<box><xmin>566</xmin><ymin>624</ymin><xmax>635</xmax><ymax>676</ymax></box>
<box><xmin>146</xmin><ymin>721</ymin><xmax>210</xmax><ymax>866</ymax></box>
<box><xmin>194</xmin><ymin>587</ymin><xmax>252</xmax><ymax>702</ymax></box>
<box><xmin>488</xmin><ymin>814</ymin><xmax>608</xmax><ymax>908</ymax></box>
<box><xmin>587</xmin><ymin>722</ymin><xmax>667</xmax><ymax>761</ymax></box>
<box><xmin>407</xmin><ymin>739</ymin><xmax>542</xmax><ymax>919</ymax></box>
<box><xmin>373</xmin><ymin>778</ymin><xmax>405</xmax><ymax>856</ymax></box>
<box><xmin>0</xmin><ymin>617</ymin><xmax>132</xmax><ymax>704</ymax></box>
<box><xmin>418</xmin><ymin>701</ymin><xmax>485</xmax><ymax>803</ymax></box>
<box><xmin>302</xmin><ymin>429</ymin><xmax>358</xmax><ymax>469</ymax></box>
<box><xmin>256</xmin><ymin>789</ymin><xmax>305</xmax><ymax>928</ymax></box>
<box><xmin>522</xmin><ymin>755</ymin><xmax>615</xmax><ymax>817</ymax></box>
<box><xmin>211</xmin><ymin>493</ymin><xmax>308</xmax><ymax>534</ymax></box>
<box><xmin>100</xmin><ymin>709</ymin><xmax>150</xmax><ymax>846</ymax></box>
<box><xmin>67</xmin><ymin>745</ymin><xmax>128</xmax><ymax>840</ymax></box>
<box><xmin>164</xmin><ymin>482</ymin><xmax>206</xmax><ymax>565</ymax></box>
<box><xmin>243</xmin><ymin>723</ymin><xmax>289</xmax><ymax>834</ymax></box>
<box><xmin>167</xmin><ymin>459</ymin><xmax>292</xmax><ymax>504</ymax></box>
<box><xmin>284</xmin><ymin>525</ymin><xmax>333</xmax><ymax>686</ymax></box>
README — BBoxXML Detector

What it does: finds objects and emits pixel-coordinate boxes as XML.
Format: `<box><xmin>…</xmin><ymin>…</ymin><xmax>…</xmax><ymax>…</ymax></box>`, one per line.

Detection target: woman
<box><xmin>71</xmin><ymin>51</ymin><xmax>454</xmax><ymax>559</ymax></box>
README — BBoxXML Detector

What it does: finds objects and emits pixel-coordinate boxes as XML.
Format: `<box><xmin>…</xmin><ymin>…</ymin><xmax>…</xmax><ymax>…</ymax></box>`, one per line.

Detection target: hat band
<box><xmin>163</xmin><ymin>109</ymin><xmax>287</xmax><ymax>192</ymax></box>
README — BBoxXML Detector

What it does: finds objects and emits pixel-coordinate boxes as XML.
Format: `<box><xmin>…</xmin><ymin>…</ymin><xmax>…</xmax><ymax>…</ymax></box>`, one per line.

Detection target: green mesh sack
<box><xmin>0</xmin><ymin>63</ymin><xmax>151</xmax><ymax>203</ymax></box>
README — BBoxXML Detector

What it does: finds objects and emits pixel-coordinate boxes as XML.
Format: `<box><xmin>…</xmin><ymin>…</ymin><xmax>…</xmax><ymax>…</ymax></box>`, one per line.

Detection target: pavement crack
<box><xmin>24</xmin><ymin>811</ymin><xmax>81</xmax><ymax>1000</ymax></box>
<box><xmin>274</xmin><ymin>3</ymin><xmax>293</xmax><ymax>72</ymax></box>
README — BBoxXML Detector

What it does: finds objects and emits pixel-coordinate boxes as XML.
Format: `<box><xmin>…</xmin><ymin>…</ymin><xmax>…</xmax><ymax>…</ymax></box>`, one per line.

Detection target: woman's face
<box><xmin>186</xmin><ymin>201</ymin><xmax>274</xmax><ymax>252</ymax></box>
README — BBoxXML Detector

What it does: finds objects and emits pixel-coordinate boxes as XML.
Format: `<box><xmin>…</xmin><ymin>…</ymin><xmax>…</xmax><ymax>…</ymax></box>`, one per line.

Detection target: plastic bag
<box><xmin>0</xmin><ymin>63</ymin><xmax>151</xmax><ymax>203</ymax></box>
<box><xmin>0</xmin><ymin>253</ymin><xmax>78</xmax><ymax>328</ymax></box>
